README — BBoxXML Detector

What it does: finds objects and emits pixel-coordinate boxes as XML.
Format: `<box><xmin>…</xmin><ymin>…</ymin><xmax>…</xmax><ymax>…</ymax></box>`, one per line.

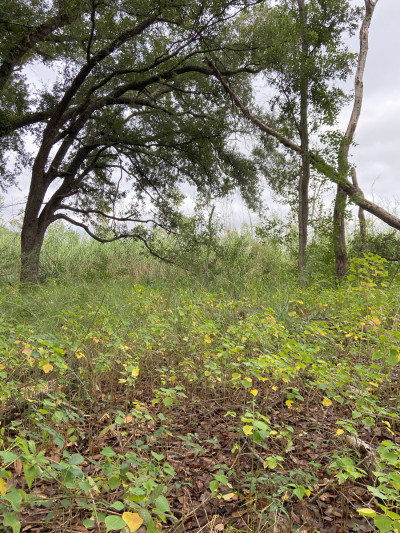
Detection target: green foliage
<box><xmin>1</xmin><ymin>224</ymin><xmax>400</xmax><ymax>530</ymax></box>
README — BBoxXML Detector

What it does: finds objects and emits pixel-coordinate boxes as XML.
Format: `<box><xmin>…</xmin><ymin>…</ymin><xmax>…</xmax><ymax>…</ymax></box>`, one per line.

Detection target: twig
<box><xmin>171</xmin><ymin>492</ymin><xmax>213</xmax><ymax>532</ymax></box>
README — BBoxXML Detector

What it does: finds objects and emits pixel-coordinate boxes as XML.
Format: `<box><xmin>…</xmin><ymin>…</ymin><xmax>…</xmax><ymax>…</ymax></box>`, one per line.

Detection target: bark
<box><xmin>333</xmin><ymin>185</ymin><xmax>347</xmax><ymax>277</ymax></box>
<box><xmin>297</xmin><ymin>0</ymin><xmax>310</xmax><ymax>286</ymax></box>
<box><xmin>20</xmin><ymin>172</ymin><xmax>50</xmax><ymax>283</ymax></box>
<box><xmin>20</xmin><ymin>222</ymin><xmax>46</xmax><ymax>284</ymax></box>
<box><xmin>351</xmin><ymin>167</ymin><xmax>366</xmax><ymax>249</ymax></box>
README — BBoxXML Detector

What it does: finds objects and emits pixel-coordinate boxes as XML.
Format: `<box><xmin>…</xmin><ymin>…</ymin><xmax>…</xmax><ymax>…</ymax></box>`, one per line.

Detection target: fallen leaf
<box><xmin>122</xmin><ymin>512</ymin><xmax>143</xmax><ymax>532</ymax></box>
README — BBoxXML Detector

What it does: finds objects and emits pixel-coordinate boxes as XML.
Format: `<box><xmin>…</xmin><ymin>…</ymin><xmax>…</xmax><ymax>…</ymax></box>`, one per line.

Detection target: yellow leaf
<box><xmin>272</xmin><ymin>386</ymin><xmax>278</xmax><ymax>391</ymax></box>
<box><xmin>131</xmin><ymin>367</ymin><xmax>139</xmax><ymax>377</ymax></box>
<box><xmin>368</xmin><ymin>382</ymin><xmax>379</xmax><ymax>388</ymax></box>
<box><xmin>285</xmin><ymin>399</ymin><xmax>293</xmax><ymax>408</ymax></box>
<box><xmin>42</xmin><ymin>363</ymin><xmax>54</xmax><ymax>374</ymax></box>
<box><xmin>243</xmin><ymin>425</ymin><xmax>253</xmax><ymax>436</ymax></box>
<box><xmin>270</xmin><ymin>430</ymin><xmax>278</xmax><ymax>436</ymax></box>
<box><xmin>336</xmin><ymin>429</ymin><xmax>344</xmax><ymax>435</ymax></box>
<box><xmin>122</xmin><ymin>512</ymin><xmax>143</xmax><ymax>532</ymax></box>
<box><xmin>0</xmin><ymin>364</ymin><xmax>5</xmax><ymax>370</ymax></box>
<box><xmin>75</xmin><ymin>352</ymin><xmax>85</xmax><ymax>359</ymax></box>
<box><xmin>250</xmin><ymin>389</ymin><xmax>258</xmax><ymax>397</ymax></box>
<box><xmin>0</xmin><ymin>478</ymin><xmax>7</xmax><ymax>496</ymax></box>
<box><xmin>357</xmin><ymin>508</ymin><xmax>376</xmax><ymax>517</ymax></box>
<box><xmin>222</xmin><ymin>492</ymin><xmax>237</xmax><ymax>501</ymax></box>
<box><xmin>322</xmin><ymin>398</ymin><xmax>332</xmax><ymax>407</ymax></box>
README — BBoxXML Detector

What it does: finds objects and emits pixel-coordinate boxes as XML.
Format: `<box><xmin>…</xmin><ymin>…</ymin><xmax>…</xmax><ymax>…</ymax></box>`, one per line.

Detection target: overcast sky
<box><xmin>2</xmin><ymin>0</ymin><xmax>400</xmax><ymax>228</ymax></box>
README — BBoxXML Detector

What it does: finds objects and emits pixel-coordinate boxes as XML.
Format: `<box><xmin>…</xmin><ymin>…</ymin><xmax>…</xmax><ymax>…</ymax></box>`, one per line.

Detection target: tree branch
<box><xmin>206</xmin><ymin>59</ymin><xmax>400</xmax><ymax>232</ymax></box>
<box><xmin>53</xmin><ymin>213</ymin><xmax>177</xmax><ymax>265</ymax></box>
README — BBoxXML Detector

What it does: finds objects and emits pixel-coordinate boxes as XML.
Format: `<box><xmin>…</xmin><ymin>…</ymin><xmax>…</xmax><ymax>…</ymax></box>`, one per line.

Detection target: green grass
<box><xmin>1</xmin><ymin>225</ymin><xmax>400</xmax><ymax>532</ymax></box>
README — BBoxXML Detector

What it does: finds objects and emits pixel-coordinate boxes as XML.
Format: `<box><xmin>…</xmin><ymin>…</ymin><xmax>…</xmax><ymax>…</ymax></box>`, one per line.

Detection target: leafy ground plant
<box><xmin>1</xmin><ymin>232</ymin><xmax>400</xmax><ymax>531</ymax></box>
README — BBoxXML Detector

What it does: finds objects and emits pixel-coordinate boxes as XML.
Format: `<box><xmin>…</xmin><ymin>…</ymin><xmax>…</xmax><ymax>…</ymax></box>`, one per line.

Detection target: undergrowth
<box><xmin>0</xmin><ymin>226</ymin><xmax>400</xmax><ymax>533</ymax></box>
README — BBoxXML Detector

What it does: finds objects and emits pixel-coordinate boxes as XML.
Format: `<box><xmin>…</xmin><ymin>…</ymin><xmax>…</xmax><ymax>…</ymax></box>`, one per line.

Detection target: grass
<box><xmin>0</xmin><ymin>225</ymin><xmax>400</xmax><ymax>532</ymax></box>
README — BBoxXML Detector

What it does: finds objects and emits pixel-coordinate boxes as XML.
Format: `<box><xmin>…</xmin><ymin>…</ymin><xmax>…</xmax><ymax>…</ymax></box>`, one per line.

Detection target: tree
<box><xmin>333</xmin><ymin>0</ymin><xmax>378</xmax><ymax>276</ymax></box>
<box><xmin>0</xmin><ymin>0</ymin><xmax>261</xmax><ymax>283</ymax></box>
<box><xmin>238</xmin><ymin>0</ymin><xmax>360</xmax><ymax>283</ymax></box>
<box><xmin>209</xmin><ymin>0</ymin><xmax>398</xmax><ymax>272</ymax></box>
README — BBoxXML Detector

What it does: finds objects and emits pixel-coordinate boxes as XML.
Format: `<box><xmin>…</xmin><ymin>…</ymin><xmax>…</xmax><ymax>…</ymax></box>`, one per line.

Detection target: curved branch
<box><xmin>207</xmin><ymin>59</ymin><xmax>400</xmax><ymax>232</ymax></box>
<box><xmin>53</xmin><ymin>213</ymin><xmax>177</xmax><ymax>265</ymax></box>
<box><xmin>57</xmin><ymin>204</ymin><xmax>177</xmax><ymax>233</ymax></box>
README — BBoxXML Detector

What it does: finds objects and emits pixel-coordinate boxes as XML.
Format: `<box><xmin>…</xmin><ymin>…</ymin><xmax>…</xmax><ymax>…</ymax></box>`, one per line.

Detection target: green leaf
<box><xmin>3</xmin><ymin>512</ymin><xmax>21</xmax><ymax>533</ymax></box>
<box><xmin>69</xmin><ymin>453</ymin><xmax>84</xmax><ymax>465</ymax></box>
<box><xmin>111</xmin><ymin>501</ymin><xmax>125</xmax><ymax>511</ymax></box>
<box><xmin>163</xmin><ymin>397</ymin><xmax>174</xmax><ymax>407</ymax></box>
<box><xmin>3</xmin><ymin>491</ymin><xmax>22</xmax><ymax>513</ymax></box>
<box><xmin>83</xmin><ymin>519</ymin><xmax>95</xmax><ymax>528</ymax></box>
<box><xmin>209</xmin><ymin>480</ymin><xmax>219</xmax><ymax>492</ymax></box>
<box><xmin>155</xmin><ymin>495</ymin><xmax>170</xmax><ymax>513</ymax></box>
<box><xmin>374</xmin><ymin>515</ymin><xmax>393</xmax><ymax>533</ymax></box>
<box><xmin>101</xmin><ymin>447</ymin><xmax>116</xmax><ymax>458</ymax></box>
<box><xmin>293</xmin><ymin>487</ymin><xmax>306</xmax><ymax>499</ymax></box>
<box><xmin>105</xmin><ymin>515</ymin><xmax>126</xmax><ymax>532</ymax></box>
<box><xmin>108</xmin><ymin>476</ymin><xmax>121</xmax><ymax>490</ymax></box>
<box><xmin>151</xmin><ymin>452</ymin><xmax>165</xmax><ymax>461</ymax></box>
<box><xmin>386</xmin><ymin>349</ymin><xmax>399</xmax><ymax>367</ymax></box>
<box><xmin>0</xmin><ymin>451</ymin><xmax>18</xmax><ymax>463</ymax></box>
<box><xmin>147</xmin><ymin>521</ymin><xmax>160</xmax><ymax>533</ymax></box>
<box><xmin>23</xmin><ymin>464</ymin><xmax>41</xmax><ymax>489</ymax></box>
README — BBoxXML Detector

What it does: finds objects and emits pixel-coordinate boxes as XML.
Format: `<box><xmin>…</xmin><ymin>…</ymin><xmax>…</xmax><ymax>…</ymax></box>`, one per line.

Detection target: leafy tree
<box><xmin>239</xmin><ymin>0</ymin><xmax>360</xmax><ymax>283</ymax></box>
<box><xmin>209</xmin><ymin>0</ymin><xmax>399</xmax><ymax>278</ymax></box>
<box><xmin>0</xmin><ymin>0</ymin><xmax>261</xmax><ymax>283</ymax></box>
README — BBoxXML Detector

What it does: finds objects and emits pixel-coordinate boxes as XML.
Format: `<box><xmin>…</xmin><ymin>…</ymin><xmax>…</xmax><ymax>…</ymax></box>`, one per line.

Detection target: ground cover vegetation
<box><xmin>2</xmin><ymin>0</ymin><xmax>400</xmax><ymax>531</ymax></box>
<box><xmin>1</xmin><ymin>222</ymin><xmax>400</xmax><ymax>532</ymax></box>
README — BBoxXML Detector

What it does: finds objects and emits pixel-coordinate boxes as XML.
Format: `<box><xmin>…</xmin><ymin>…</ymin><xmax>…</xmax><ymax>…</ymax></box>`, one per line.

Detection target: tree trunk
<box><xmin>297</xmin><ymin>0</ymin><xmax>309</xmax><ymax>287</ymax></box>
<box><xmin>333</xmin><ymin>185</ymin><xmax>347</xmax><ymax>277</ymax></box>
<box><xmin>20</xmin><ymin>221</ymin><xmax>46</xmax><ymax>284</ymax></box>
<box><xmin>20</xmin><ymin>169</ymin><xmax>50</xmax><ymax>283</ymax></box>
<box><xmin>298</xmin><ymin>161</ymin><xmax>310</xmax><ymax>286</ymax></box>
<box><xmin>351</xmin><ymin>167</ymin><xmax>366</xmax><ymax>250</ymax></box>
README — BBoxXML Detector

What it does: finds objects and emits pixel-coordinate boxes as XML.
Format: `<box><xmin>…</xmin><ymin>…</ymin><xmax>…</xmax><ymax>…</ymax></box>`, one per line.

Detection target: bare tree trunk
<box><xmin>333</xmin><ymin>0</ymin><xmax>378</xmax><ymax>277</ymax></box>
<box><xmin>333</xmin><ymin>185</ymin><xmax>347</xmax><ymax>276</ymax></box>
<box><xmin>297</xmin><ymin>0</ymin><xmax>310</xmax><ymax>287</ymax></box>
<box><xmin>351</xmin><ymin>167</ymin><xmax>366</xmax><ymax>249</ymax></box>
